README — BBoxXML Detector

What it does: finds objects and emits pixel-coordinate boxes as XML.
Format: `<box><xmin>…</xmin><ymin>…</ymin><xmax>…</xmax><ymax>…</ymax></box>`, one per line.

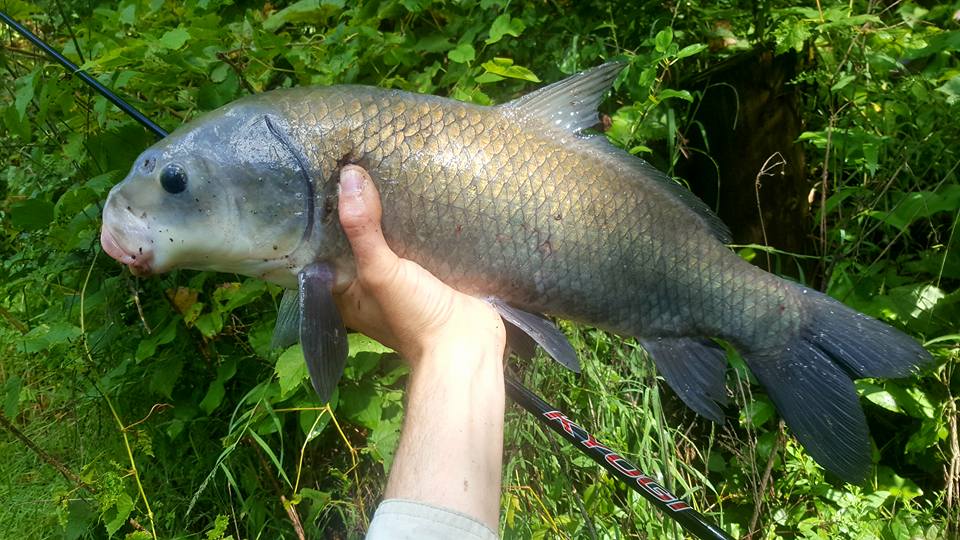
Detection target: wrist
<box><xmin>410</xmin><ymin>326</ymin><xmax>506</xmax><ymax>375</ymax></box>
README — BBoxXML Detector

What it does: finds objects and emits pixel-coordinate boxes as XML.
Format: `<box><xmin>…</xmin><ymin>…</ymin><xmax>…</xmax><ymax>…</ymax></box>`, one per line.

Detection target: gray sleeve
<box><xmin>365</xmin><ymin>499</ymin><xmax>499</xmax><ymax>540</ymax></box>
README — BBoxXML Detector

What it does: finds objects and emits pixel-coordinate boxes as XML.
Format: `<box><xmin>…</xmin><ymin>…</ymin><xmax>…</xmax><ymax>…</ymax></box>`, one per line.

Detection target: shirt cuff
<box><xmin>365</xmin><ymin>498</ymin><xmax>498</xmax><ymax>540</ymax></box>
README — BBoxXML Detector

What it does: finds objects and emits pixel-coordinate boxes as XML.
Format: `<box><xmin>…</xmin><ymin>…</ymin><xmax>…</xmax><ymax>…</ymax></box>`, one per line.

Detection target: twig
<box><xmin>125</xmin><ymin>403</ymin><xmax>172</xmax><ymax>430</ymax></box>
<box><xmin>281</xmin><ymin>495</ymin><xmax>307</xmax><ymax>540</ymax></box>
<box><xmin>216</xmin><ymin>51</ymin><xmax>257</xmax><ymax>95</ymax></box>
<box><xmin>944</xmin><ymin>364</ymin><xmax>959</xmax><ymax>536</ymax></box>
<box><xmin>0</xmin><ymin>413</ymin><xmax>97</xmax><ymax>493</ymax></box>
<box><xmin>0</xmin><ymin>305</ymin><xmax>28</xmax><ymax>334</ymax></box>
<box><xmin>250</xmin><ymin>438</ymin><xmax>306</xmax><ymax>540</ymax></box>
<box><xmin>747</xmin><ymin>423</ymin><xmax>784</xmax><ymax>538</ymax></box>
<box><xmin>0</xmin><ymin>44</ymin><xmax>47</xmax><ymax>60</ymax></box>
<box><xmin>128</xmin><ymin>279</ymin><xmax>152</xmax><ymax>334</ymax></box>
<box><xmin>818</xmin><ymin>114</ymin><xmax>836</xmax><ymax>290</ymax></box>
<box><xmin>754</xmin><ymin>152</ymin><xmax>787</xmax><ymax>271</ymax></box>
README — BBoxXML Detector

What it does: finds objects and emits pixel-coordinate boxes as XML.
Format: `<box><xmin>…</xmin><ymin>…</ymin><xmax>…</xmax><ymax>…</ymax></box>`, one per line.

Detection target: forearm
<box><xmin>384</xmin><ymin>337</ymin><xmax>505</xmax><ymax>531</ymax></box>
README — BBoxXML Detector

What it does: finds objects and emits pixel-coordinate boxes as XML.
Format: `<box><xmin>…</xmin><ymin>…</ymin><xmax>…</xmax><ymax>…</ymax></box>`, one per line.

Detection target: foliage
<box><xmin>1</xmin><ymin>0</ymin><xmax>958</xmax><ymax>538</ymax></box>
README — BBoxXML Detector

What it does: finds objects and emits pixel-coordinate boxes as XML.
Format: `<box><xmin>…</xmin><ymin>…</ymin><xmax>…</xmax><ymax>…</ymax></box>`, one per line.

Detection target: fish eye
<box><xmin>159</xmin><ymin>164</ymin><xmax>188</xmax><ymax>194</ymax></box>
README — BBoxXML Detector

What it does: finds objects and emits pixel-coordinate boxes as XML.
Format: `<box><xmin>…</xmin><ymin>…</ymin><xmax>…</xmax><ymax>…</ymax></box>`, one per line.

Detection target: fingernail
<box><xmin>339</xmin><ymin>168</ymin><xmax>364</xmax><ymax>195</ymax></box>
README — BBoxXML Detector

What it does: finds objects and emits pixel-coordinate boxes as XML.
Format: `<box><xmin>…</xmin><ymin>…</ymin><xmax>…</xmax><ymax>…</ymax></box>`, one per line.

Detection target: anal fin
<box><xmin>640</xmin><ymin>337</ymin><xmax>729</xmax><ymax>423</ymax></box>
<box><xmin>489</xmin><ymin>298</ymin><xmax>579</xmax><ymax>373</ymax></box>
<box><xmin>299</xmin><ymin>263</ymin><xmax>348</xmax><ymax>402</ymax></box>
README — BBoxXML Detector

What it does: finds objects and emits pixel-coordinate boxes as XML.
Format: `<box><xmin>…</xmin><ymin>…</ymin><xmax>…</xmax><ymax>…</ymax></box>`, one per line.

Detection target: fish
<box><xmin>99</xmin><ymin>62</ymin><xmax>932</xmax><ymax>483</ymax></box>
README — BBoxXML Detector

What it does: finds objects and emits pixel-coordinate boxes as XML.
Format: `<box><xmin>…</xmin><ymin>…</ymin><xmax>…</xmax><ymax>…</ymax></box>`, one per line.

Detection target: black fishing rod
<box><xmin>505</xmin><ymin>376</ymin><xmax>733</xmax><ymax>539</ymax></box>
<box><xmin>2</xmin><ymin>11</ymin><xmax>733</xmax><ymax>540</ymax></box>
<box><xmin>0</xmin><ymin>10</ymin><xmax>167</xmax><ymax>139</ymax></box>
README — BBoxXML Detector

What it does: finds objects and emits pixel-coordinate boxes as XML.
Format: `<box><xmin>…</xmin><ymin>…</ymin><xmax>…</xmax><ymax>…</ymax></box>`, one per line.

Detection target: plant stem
<box><xmin>79</xmin><ymin>251</ymin><xmax>158</xmax><ymax>539</ymax></box>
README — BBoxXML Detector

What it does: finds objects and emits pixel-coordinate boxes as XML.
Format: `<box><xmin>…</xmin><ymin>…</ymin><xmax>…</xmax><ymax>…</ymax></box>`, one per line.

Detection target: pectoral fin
<box><xmin>299</xmin><ymin>262</ymin><xmax>348</xmax><ymax>402</ymax></box>
<box><xmin>271</xmin><ymin>289</ymin><xmax>300</xmax><ymax>350</ymax></box>
<box><xmin>489</xmin><ymin>298</ymin><xmax>580</xmax><ymax>373</ymax></box>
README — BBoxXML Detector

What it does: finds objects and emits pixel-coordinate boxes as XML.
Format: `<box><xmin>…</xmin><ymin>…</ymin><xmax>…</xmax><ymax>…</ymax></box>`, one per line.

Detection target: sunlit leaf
<box><xmin>480</xmin><ymin>57</ymin><xmax>540</xmax><ymax>82</ymax></box>
<box><xmin>277</xmin><ymin>345</ymin><xmax>309</xmax><ymax>398</ymax></box>
<box><xmin>447</xmin><ymin>43</ymin><xmax>475</xmax><ymax>64</ymax></box>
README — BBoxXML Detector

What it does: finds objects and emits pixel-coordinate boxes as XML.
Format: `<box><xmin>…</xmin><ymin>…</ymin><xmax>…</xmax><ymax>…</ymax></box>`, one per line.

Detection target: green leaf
<box><xmin>345</xmin><ymin>334</ymin><xmax>392</xmax><ymax>379</ymax></box>
<box><xmin>399</xmin><ymin>0</ymin><xmax>430</xmax><ymax>12</ymax></box>
<box><xmin>205</xmin><ymin>514</ymin><xmax>231</xmax><ymax>540</ymax></box>
<box><xmin>367</xmin><ymin>415</ymin><xmax>402</xmax><ymax>470</ymax></box>
<box><xmin>774</xmin><ymin>17</ymin><xmax>811</xmax><ymax>54</ymax></box>
<box><xmin>654</xmin><ymin>28</ymin><xmax>673</xmax><ymax>53</ymax></box>
<box><xmin>858</xmin><ymin>382</ymin><xmax>902</xmax><ymax>413</ymax></box>
<box><xmin>103</xmin><ymin>492</ymin><xmax>134</xmax><ymax>536</ymax></box>
<box><xmin>486</xmin><ymin>14</ymin><xmax>526</xmax><ymax>44</ymax></box>
<box><xmin>17</xmin><ymin>322</ymin><xmax>81</xmax><ymax>353</ymax></box>
<box><xmin>149</xmin><ymin>356</ymin><xmax>184</xmax><ymax>398</ymax></box>
<box><xmin>158</xmin><ymin>27</ymin><xmax>191</xmax><ymax>50</ymax></box>
<box><xmin>136</xmin><ymin>318</ymin><xmax>179</xmax><ymax>362</ymax></box>
<box><xmin>263</xmin><ymin>0</ymin><xmax>345</xmax><ymax>32</ymax></box>
<box><xmin>194</xmin><ymin>310</ymin><xmax>224</xmax><ymax>338</ymax></box>
<box><xmin>298</xmin><ymin>406</ymin><xmax>331</xmax><ymax>439</ymax></box>
<box><xmin>741</xmin><ymin>397</ymin><xmax>775</xmax><ymax>427</ymax></box>
<box><xmin>200</xmin><ymin>358</ymin><xmax>237</xmax><ymax>414</ymax></box>
<box><xmin>3</xmin><ymin>375</ymin><xmax>21</xmax><ymax>418</ymax></box>
<box><xmin>54</xmin><ymin>186</ymin><xmax>96</xmax><ymax>221</ymax></box>
<box><xmin>64</xmin><ymin>499</ymin><xmax>97</xmax><ymax>540</ymax></box>
<box><xmin>480</xmin><ymin>58</ymin><xmax>540</xmax><ymax>82</ymax></box>
<box><xmin>936</xmin><ymin>75</ymin><xmax>960</xmax><ymax>105</ymax></box>
<box><xmin>475</xmin><ymin>72</ymin><xmax>505</xmax><ymax>84</ymax></box>
<box><xmin>675</xmin><ymin>43</ymin><xmax>707</xmax><ymax>59</ymax></box>
<box><xmin>656</xmin><ymin>89</ymin><xmax>694</xmax><ymax>102</ymax></box>
<box><xmin>447</xmin><ymin>43</ymin><xmax>476</xmax><ymax>64</ymax></box>
<box><xmin>338</xmin><ymin>382</ymin><xmax>382</xmax><ymax>430</ymax></box>
<box><xmin>875</xmin><ymin>466</ymin><xmax>923</xmax><ymax>501</ymax></box>
<box><xmin>118</xmin><ymin>3</ymin><xmax>136</xmax><ymax>25</ymax></box>
<box><xmin>414</xmin><ymin>34</ymin><xmax>453</xmax><ymax>54</ymax></box>
<box><xmin>865</xmin><ymin>185</ymin><xmax>960</xmax><ymax>232</ymax></box>
<box><xmin>9</xmin><ymin>199</ymin><xmax>54</xmax><ymax>231</ymax></box>
<box><xmin>831</xmin><ymin>73</ymin><xmax>857</xmax><ymax>92</ymax></box>
<box><xmin>277</xmin><ymin>345</ymin><xmax>309</xmax><ymax>398</ymax></box>
<box><xmin>248</xmin><ymin>429</ymin><xmax>293</xmax><ymax>487</ymax></box>
<box><xmin>14</xmin><ymin>70</ymin><xmax>37</xmax><ymax>120</ymax></box>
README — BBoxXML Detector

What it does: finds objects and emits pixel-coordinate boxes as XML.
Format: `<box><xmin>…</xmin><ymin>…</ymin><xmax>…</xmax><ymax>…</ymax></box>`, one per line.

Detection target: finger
<box><xmin>338</xmin><ymin>165</ymin><xmax>399</xmax><ymax>284</ymax></box>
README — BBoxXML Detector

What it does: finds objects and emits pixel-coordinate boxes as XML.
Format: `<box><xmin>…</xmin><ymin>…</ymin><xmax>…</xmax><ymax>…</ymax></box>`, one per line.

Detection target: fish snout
<box><xmin>100</xmin><ymin>225</ymin><xmax>154</xmax><ymax>275</ymax></box>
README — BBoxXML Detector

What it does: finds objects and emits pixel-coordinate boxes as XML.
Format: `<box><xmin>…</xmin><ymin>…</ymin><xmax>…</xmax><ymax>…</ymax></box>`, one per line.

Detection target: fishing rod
<box><xmin>506</xmin><ymin>376</ymin><xmax>732</xmax><ymax>539</ymax></box>
<box><xmin>1</xmin><ymin>12</ymin><xmax>733</xmax><ymax>540</ymax></box>
<box><xmin>0</xmin><ymin>10</ymin><xmax>167</xmax><ymax>139</ymax></box>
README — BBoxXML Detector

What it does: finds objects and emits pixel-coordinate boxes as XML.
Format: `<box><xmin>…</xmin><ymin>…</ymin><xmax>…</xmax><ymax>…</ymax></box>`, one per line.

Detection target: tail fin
<box><xmin>742</xmin><ymin>286</ymin><xmax>932</xmax><ymax>483</ymax></box>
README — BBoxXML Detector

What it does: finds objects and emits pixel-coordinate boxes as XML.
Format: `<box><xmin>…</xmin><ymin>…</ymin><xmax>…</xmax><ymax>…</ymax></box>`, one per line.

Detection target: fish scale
<box><xmin>100</xmin><ymin>62</ymin><xmax>931</xmax><ymax>482</ymax></box>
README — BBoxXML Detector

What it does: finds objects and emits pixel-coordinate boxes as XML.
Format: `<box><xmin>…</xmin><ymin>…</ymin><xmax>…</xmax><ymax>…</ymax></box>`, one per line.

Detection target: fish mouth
<box><xmin>100</xmin><ymin>226</ymin><xmax>154</xmax><ymax>276</ymax></box>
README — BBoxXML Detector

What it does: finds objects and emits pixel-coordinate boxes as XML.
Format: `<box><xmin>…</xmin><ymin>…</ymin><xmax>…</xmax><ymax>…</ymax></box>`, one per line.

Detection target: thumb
<box><xmin>338</xmin><ymin>165</ymin><xmax>398</xmax><ymax>285</ymax></box>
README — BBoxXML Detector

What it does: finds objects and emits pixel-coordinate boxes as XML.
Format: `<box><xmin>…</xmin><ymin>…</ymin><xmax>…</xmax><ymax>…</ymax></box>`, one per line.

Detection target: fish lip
<box><xmin>100</xmin><ymin>226</ymin><xmax>154</xmax><ymax>276</ymax></box>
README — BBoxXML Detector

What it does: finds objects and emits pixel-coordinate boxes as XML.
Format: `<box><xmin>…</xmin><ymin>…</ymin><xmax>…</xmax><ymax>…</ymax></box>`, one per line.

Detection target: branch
<box><xmin>0</xmin><ymin>412</ymin><xmax>98</xmax><ymax>494</ymax></box>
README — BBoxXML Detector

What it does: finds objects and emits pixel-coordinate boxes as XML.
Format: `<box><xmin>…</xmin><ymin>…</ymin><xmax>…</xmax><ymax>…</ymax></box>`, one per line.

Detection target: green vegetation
<box><xmin>1</xmin><ymin>0</ymin><xmax>958</xmax><ymax>538</ymax></box>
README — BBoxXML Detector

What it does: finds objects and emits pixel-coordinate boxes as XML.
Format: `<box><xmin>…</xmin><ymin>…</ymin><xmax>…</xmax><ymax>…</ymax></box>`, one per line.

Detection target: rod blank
<box><xmin>0</xmin><ymin>10</ymin><xmax>168</xmax><ymax>139</ymax></box>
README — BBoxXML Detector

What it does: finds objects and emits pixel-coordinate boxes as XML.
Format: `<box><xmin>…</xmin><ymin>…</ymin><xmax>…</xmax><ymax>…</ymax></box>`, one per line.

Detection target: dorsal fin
<box><xmin>500</xmin><ymin>61</ymin><xmax>625</xmax><ymax>134</ymax></box>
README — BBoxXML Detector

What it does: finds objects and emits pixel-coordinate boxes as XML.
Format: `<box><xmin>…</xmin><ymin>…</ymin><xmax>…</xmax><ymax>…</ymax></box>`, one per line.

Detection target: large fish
<box><xmin>100</xmin><ymin>62</ymin><xmax>931</xmax><ymax>483</ymax></box>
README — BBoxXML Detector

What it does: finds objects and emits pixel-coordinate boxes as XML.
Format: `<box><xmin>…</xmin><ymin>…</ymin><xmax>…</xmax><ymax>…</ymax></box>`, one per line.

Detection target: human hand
<box><xmin>335</xmin><ymin>165</ymin><xmax>506</xmax><ymax>529</ymax></box>
<box><xmin>333</xmin><ymin>165</ymin><xmax>506</xmax><ymax>367</ymax></box>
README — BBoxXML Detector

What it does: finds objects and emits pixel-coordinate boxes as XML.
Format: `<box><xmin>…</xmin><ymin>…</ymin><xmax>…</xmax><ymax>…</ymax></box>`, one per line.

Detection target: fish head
<box><xmin>101</xmin><ymin>101</ymin><xmax>318</xmax><ymax>287</ymax></box>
